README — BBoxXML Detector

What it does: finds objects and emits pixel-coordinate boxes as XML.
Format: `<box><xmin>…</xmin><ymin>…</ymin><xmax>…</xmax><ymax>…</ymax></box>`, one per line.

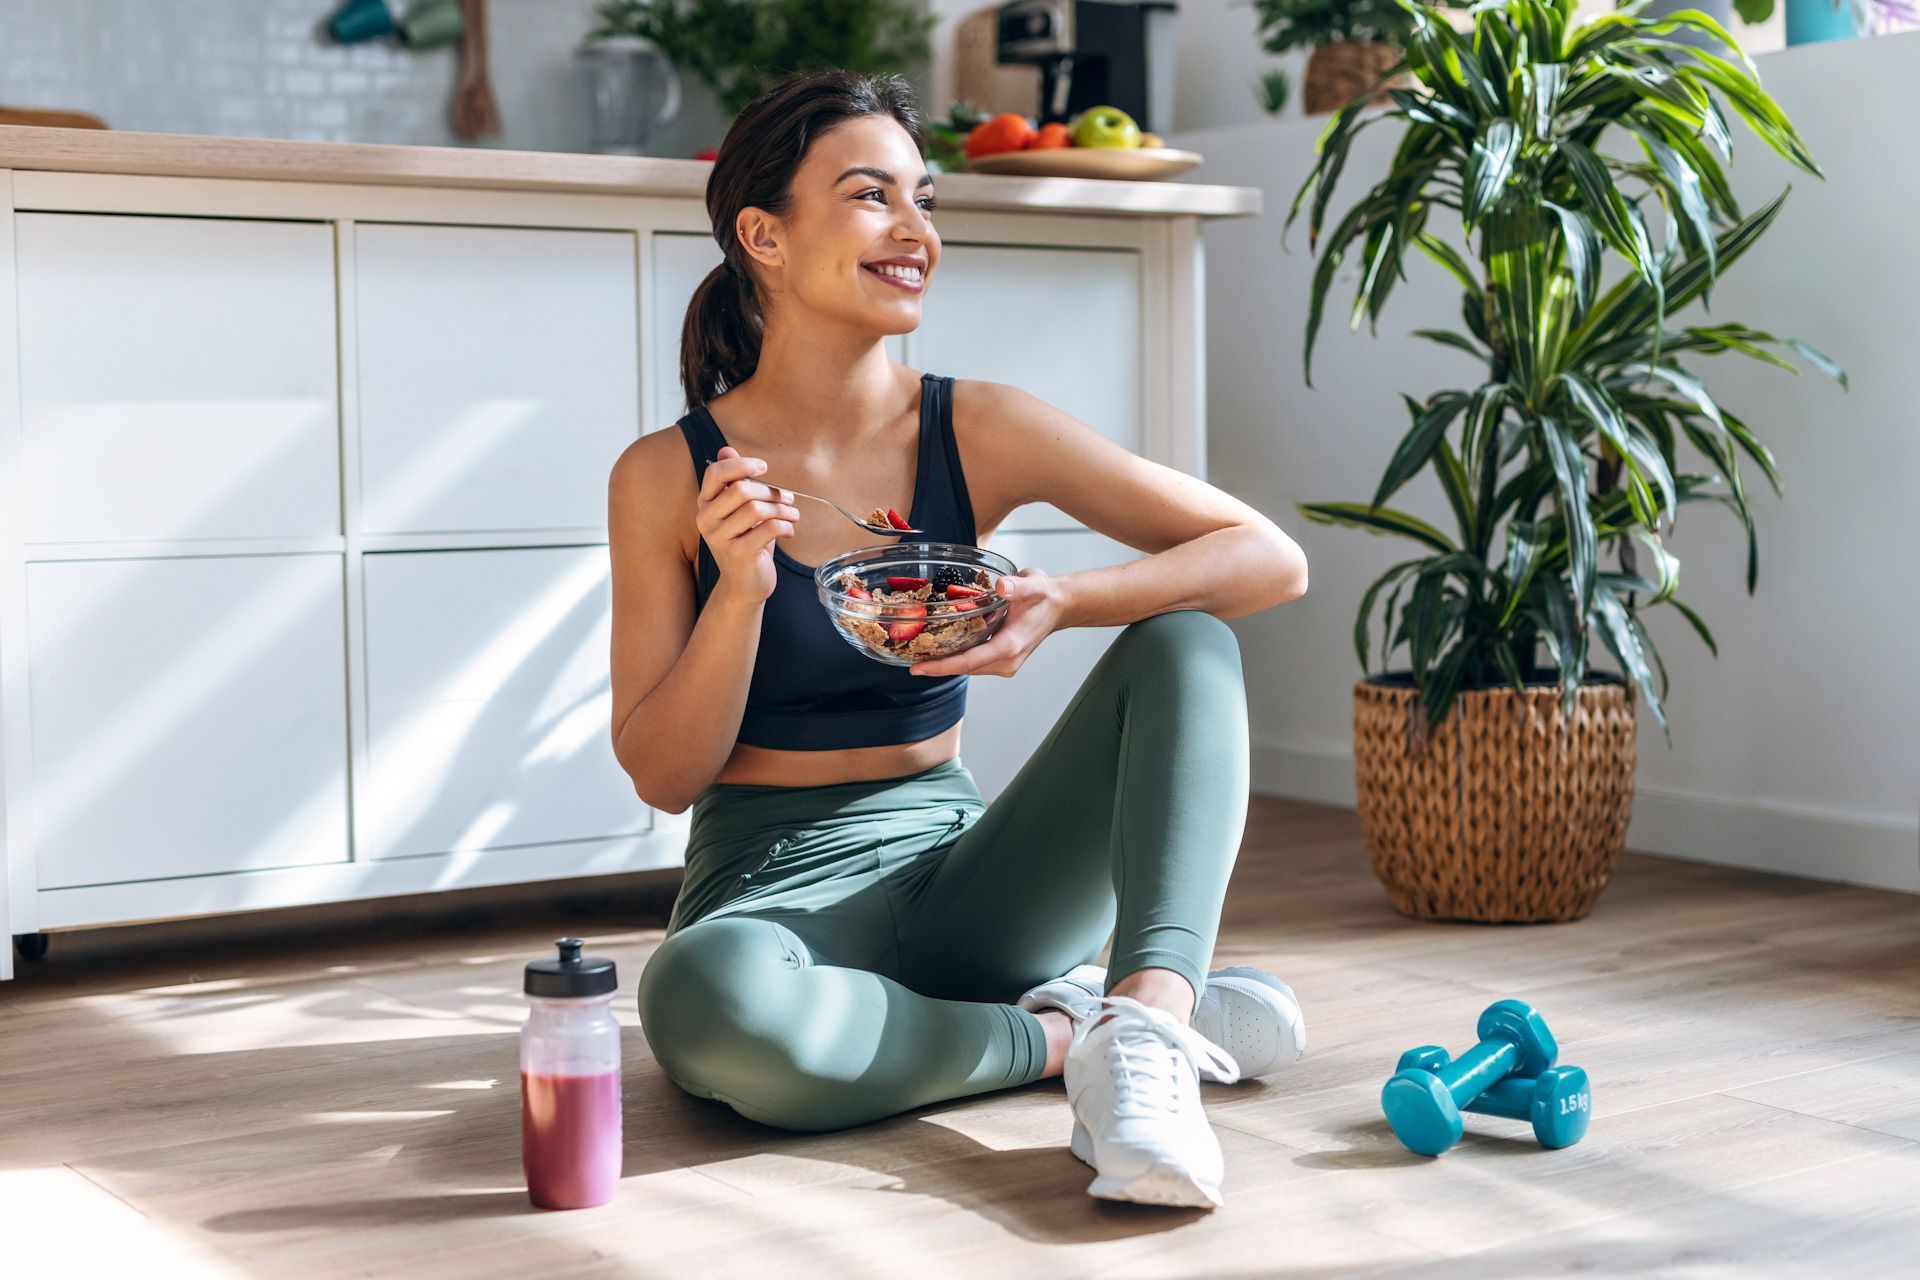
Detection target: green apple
<box><xmin>1068</xmin><ymin>105</ymin><xmax>1141</xmax><ymax>149</ymax></box>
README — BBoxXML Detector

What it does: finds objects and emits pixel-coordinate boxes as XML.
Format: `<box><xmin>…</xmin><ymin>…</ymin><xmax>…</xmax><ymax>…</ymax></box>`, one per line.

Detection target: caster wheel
<box><xmin>13</xmin><ymin>933</ymin><xmax>49</xmax><ymax>962</ymax></box>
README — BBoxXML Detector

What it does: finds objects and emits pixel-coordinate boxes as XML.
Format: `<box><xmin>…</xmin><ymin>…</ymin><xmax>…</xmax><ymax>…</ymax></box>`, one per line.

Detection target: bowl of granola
<box><xmin>815</xmin><ymin>542</ymin><xmax>1016</xmax><ymax>666</ymax></box>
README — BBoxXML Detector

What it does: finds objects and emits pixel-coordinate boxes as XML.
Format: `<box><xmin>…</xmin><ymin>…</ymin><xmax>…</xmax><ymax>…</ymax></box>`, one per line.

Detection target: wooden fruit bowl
<box><xmin>962</xmin><ymin>147</ymin><xmax>1202</xmax><ymax>181</ymax></box>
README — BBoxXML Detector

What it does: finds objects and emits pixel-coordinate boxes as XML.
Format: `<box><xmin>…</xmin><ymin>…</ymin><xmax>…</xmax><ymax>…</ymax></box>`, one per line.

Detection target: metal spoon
<box><xmin>701</xmin><ymin>456</ymin><xmax>921</xmax><ymax>535</ymax></box>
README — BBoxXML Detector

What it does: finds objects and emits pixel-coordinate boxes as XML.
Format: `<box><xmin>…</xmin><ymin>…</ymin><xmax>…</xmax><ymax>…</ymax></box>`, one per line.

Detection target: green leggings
<box><xmin>636</xmin><ymin>609</ymin><xmax>1250</xmax><ymax>1132</ymax></box>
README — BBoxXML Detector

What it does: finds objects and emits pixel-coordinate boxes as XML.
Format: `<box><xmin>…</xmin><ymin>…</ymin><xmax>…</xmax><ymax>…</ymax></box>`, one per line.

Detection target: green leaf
<box><xmin>1539</xmin><ymin>574</ymin><xmax>1589</xmax><ymax>714</ymax></box>
<box><xmin>1465</xmin><ymin>118</ymin><xmax>1522</xmax><ymax>224</ymax></box>
<box><xmin>1786</xmin><ymin>338</ymin><xmax>1849</xmax><ymax>390</ymax></box>
<box><xmin>1593</xmin><ymin>582</ymin><xmax>1669</xmax><ymax>735</ymax></box>
<box><xmin>1407</xmin><ymin>573</ymin><xmax>1440</xmax><ymax>681</ymax></box>
<box><xmin>1376</xmin><ymin>392</ymin><xmax>1471</xmax><ymax>508</ymax></box>
<box><xmin>1529</xmin><ymin>62</ymin><xmax>1568</xmax><ymax>141</ymax></box>
<box><xmin>1636</xmin><ymin>126</ymin><xmax>1716</xmax><ymax>292</ymax></box>
<box><xmin>1486</xmin><ymin>206</ymin><xmax>1544</xmax><ymax>392</ymax></box>
<box><xmin>1685</xmin><ymin>45</ymin><xmax>1822</xmax><ymax>177</ymax></box>
<box><xmin>1297</xmin><ymin>501</ymin><xmax>1457</xmax><ymax>553</ymax></box>
<box><xmin>1301</xmin><ymin>189</ymin><xmax>1389</xmax><ymax>385</ymax></box>
<box><xmin>1617</xmin><ymin>361</ymin><xmax>1725</xmax><ymax>433</ymax></box>
<box><xmin>1570</xmin><ymin>189</ymin><xmax>1791</xmax><ymax>359</ymax></box>
<box><xmin>1413</xmin><ymin>328</ymin><xmax>1491</xmax><ymax>363</ymax></box>
<box><xmin>1556</xmin><ymin>139</ymin><xmax>1665</xmax><ymax>337</ymax></box>
<box><xmin>1415</xmin><ymin>231</ymin><xmax>1482</xmax><ymax>295</ymax></box>
<box><xmin>1643</xmin><ymin>8</ymin><xmax>1759</xmax><ymax>77</ymax></box>
<box><xmin>1627</xmin><ymin>528</ymin><xmax>1680</xmax><ymax>603</ymax></box>
<box><xmin>1499</xmin><ymin>519</ymin><xmax>1547</xmax><ymax>626</ymax></box>
<box><xmin>1354</xmin><ymin>559</ymin><xmax>1427</xmax><ymax>674</ymax></box>
<box><xmin>1434</xmin><ymin>437</ymin><xmax>1480</xmax><ymax>548</ymax></box>
<box><xmin>1420</xmin><ymin>640</ymin><xmax>1475</xmax><ymax>728</ymax></box>
<box><xmin>1721</xmin><ymin>407</ymin><xmax>1784</xmax><ymax>497</ymax></box>
<box><xmin>1543</xmin><ymin>200</ymin><xmax>1601</xmax><ymax>322</ymax></box>
<box><xmin>1388</xmin><ymin>88</ymin><xmax>1474</xmax><ymax>134</ymax></box>
<box><xmin>1667</xmin><ymin>596</ymin><xmax>1719</xmax><ymax>656</ymax></box>
<box><xmin>1539</xmin><ymin>414</ymin><xmax>1597</xmax><ymax>617</ymax></box>
<box><xmin>1560</xmin><ymin>370</ymin><xmax>1678</xmax><ymax>525</ymax></box>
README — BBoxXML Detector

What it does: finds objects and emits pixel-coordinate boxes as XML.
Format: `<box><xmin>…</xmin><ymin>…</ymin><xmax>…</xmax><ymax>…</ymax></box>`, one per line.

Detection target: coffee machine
<box><xmin>994</xmin><ymin>0</ymin><xmax>1178</xmax><ymax>134</ymax></box>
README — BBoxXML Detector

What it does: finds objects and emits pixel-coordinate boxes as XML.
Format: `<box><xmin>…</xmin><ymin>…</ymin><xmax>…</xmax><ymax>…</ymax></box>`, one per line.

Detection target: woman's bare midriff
<box><xmin>710</xmin><ymin>722</ymin><xmax>962</xmax><ymax>787</ymax></box>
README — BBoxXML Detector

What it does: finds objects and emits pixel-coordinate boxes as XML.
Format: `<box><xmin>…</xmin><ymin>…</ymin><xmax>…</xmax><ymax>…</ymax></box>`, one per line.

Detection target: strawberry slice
<box><xmin>885</xmin><ymin>507</ymin><xmax>913</xmax><ymax>531</ymax></box>
<box><xmin>886</xmin><ymin>575</ymin><xmax>930</xmax><ymax>591</ymax></box>
<box><xmin>846</xmin><ymin>582</ymin><xmax>871</xmax><ymax>600</ymax></box>
<box><xmin>943</xmin><ymin>583</ymin><xmax>986</xmax><ymax>598</ymax></box>
<box><xmin>885</xmin><ymin>603</ymin><xmax>927</xmax><ymax>644</ymax></box>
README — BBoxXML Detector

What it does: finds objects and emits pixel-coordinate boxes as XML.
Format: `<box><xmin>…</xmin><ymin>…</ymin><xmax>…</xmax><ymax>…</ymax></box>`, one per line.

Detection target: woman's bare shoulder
<box><xmin>609</xmin><ymin>426</ymin><xmax>700</xmax><ymax>561</ymax></box>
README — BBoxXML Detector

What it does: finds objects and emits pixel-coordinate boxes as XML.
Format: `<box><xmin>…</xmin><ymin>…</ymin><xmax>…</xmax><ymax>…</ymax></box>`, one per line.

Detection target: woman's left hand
<box><xmin>909</xmin><ymin>567</ymin><xmax>1065</xmax><ymax>678</ymax></box>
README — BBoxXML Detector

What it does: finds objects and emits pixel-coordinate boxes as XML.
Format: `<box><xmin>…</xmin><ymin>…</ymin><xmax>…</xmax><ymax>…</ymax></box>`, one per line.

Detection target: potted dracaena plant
<box><xmin>1288</xmin><ymin>0</ymin><xmax>1845</xmax><ymax>923</ymax></box>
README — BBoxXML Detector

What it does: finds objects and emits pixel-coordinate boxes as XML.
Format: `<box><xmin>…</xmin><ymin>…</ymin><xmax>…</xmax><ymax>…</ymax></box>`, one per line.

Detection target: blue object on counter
<box><xmin>1786</xmin><ymin>0</ymin><xmax>1861</xmax><ymax>44</ymax></box>
<box><xmin>328</xmin><ymin>0</ymin><xmax>397</xmax><ymax>43</ymax></box>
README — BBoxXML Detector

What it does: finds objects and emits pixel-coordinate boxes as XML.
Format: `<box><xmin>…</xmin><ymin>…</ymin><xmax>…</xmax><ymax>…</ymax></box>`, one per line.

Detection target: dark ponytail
<box><xmin>679</xmin><ymin>68</ymin><xmax>926</xmax><ymax>411</ymax></box>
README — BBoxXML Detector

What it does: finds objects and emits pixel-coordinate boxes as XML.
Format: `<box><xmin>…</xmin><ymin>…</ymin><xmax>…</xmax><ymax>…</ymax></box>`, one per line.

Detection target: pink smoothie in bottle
<box><xmin>521</xmin><ymin>1069</ymin><xmax>622</xmax><ymax>1209</ymax></box>
<box><xmin>521</xmin><ymin>939</ymin><xmax>622</xmax><ymax>1209</ymax></box>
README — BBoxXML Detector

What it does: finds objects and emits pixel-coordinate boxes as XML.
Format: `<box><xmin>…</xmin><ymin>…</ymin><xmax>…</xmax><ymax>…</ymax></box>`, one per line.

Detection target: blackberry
<box><xmin>932</xmin><ymin>565</ymin><xmax>972</xmax><ymax>591</ymax></box>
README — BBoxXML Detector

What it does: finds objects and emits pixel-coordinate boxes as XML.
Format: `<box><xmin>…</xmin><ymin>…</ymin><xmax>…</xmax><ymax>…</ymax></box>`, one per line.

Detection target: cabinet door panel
<box><xmin>15</xmin><ymin>214</ymin><xmax>341</xmax><ymax>544</ymax></box>
<box><xmin>29</xmin><ymin>555</ymin><xmax>350</xmax><ymax>888</ymax></box>
<box><xmin>361</xmin><ymin>546</ymin><xmax>645</xmax><ymax>860</ymax></box>
<box><xmin>957</xmin><ymin>528</ymin><xmax>1143</xmax><ymax>804</ymax></box>
<box><xmin>356</xmin><ymin>224</ymin><xmax>639</xmax><ymax>533</ymax></box>
<box><xmin>914</xmin><ymin>244</ymin><xmax>1142</xmax><ymax>533</ymax></box>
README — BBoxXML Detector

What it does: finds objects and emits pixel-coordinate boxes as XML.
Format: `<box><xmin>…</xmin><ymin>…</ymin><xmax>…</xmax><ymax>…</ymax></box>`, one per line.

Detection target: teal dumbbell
<box><xmin>1397</xmin><ymin>1045</ymin><xmax>1592</xmax><ymax>1149</ymax></box>
<box><xmin>1380</xmin><ymin>999</ymin><xmax>1559</xmax><ymax>1156</ymax></box>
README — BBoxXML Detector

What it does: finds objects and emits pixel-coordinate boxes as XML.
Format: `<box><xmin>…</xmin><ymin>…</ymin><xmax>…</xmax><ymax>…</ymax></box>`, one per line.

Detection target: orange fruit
<box><xmin>965</xmin><ymin>113</ymin><xmax>1037</xmax><ymax>159</ymax></box>
<box><xmin>1027</xmin><ymin>122</ymin><xmax>1072</xmax><ymax>150</ymax></box>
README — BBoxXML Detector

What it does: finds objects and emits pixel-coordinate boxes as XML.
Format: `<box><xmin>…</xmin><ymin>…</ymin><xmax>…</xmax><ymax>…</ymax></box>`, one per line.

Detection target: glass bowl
<box><xmin>814</xmin><ymin>542</ymin><xmax>1017</xmax><ymax>666</ymax></box>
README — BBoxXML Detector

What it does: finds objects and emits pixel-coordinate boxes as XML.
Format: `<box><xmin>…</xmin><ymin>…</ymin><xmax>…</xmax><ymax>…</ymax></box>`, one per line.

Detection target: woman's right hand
<box><xmin>697</xmin><ymin>445</ymin><xmax>799</xmax><ymax>603</ymax></box>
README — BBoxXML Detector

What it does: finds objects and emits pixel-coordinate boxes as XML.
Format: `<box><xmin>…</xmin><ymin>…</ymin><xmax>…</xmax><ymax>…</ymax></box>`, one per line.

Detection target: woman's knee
<box><xmin>636</xmin><ymin>918</ymin><xmax>866</xmax><ymax>1132</ymax></box>
<box><xmin>637</xmin><ymin>918</ymin><xmax>801</xmax><ymax>1096</ymax></box>
<box><xmin>1111</xmin><ymin>610</ymin><xmax>1243</xmax><ymax>680</ymax></box>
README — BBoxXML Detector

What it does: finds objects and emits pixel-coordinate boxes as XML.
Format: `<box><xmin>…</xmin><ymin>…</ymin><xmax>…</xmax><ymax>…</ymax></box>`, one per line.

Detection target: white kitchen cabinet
<box><xmin>360</xmin><ymin>546</ymin><xmax>646</xmax><ymax>861</ymax></box>
<box><xmin>355</xmin><ymin>223</ymin><xmax>639</xmax><ymax>533</ymax></box>
<box><xmin>26</xmin><ymin>554</ymin><xmax>350</xmax><ymax>888</ymax></box>
<box><xmin>647</xmin><ymin>233</ymin><xmax>724</xmax><ymax>433</ymax></box>
<box><xmin>0</xmin><ymin>146</ymin><xmax>1243</xmax><ymax>955</ymax></box>
<box><xmin>911</xmin><ymin>243</ymin><xmax>1143</xmax><ymax>533</ymax></box>
<box><xmin>13</xmin><ymin>213</ymin><xmax>340</xmax><ymax>545</ymax></box>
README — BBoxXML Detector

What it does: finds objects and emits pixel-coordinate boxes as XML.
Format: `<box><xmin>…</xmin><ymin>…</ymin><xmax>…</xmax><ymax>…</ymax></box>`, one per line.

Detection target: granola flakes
<box><xmin>833</xmin><ymin>568</ymin><xmax>998</xmax><ymax>660</ymax></box>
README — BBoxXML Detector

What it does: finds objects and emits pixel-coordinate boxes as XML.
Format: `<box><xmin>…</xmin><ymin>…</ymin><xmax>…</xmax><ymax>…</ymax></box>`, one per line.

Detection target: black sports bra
<box><xmin>676</xmin><ymin>372</ymin><xmax>976</xmax><ymax>750</ymax></box>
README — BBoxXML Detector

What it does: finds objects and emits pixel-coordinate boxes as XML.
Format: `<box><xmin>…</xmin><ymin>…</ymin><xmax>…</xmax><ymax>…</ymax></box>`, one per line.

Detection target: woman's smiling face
<box><xmin>739</xmin><ymin>114</ymin><xmax>940</xmax><ymax>336</ymax></box>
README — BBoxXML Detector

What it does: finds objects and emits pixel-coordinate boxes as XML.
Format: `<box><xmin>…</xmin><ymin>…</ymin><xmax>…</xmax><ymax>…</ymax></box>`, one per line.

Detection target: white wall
<box><xmin>0</xmin><ymin>0</ymin><xmax>735</xmax><ymax>157</ymax></box>
<box><xmin>1171</xmin><ymin>31</ymin><xmax>1920</xmax><ymax>893</ymax></box>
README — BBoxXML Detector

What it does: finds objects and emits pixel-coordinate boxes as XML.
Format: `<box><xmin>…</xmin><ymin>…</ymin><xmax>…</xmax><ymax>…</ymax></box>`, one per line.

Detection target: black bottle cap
<box><xmin>524</xmin><ymin>937</ymin><xmax>618</xmax><ymax>998</ymax></box>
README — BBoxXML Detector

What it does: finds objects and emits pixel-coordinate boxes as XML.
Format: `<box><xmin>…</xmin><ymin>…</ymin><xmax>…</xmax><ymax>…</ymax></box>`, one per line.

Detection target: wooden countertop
<box><xmin>0</xmin><ymin>124</ymin><xmax>1261</xmax><ymax>219</ymax></box>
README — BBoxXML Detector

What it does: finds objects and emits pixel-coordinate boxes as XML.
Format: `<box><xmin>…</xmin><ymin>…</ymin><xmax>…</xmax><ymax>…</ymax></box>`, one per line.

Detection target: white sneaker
<box><xmin>1063</xmin><ymin>994</ymin><xmax>1240</xmax><ymax>1209</ymax></box>
<box><xmin>1018</xmin><ymin>963</ymin><xmax>1306</xmax><ymax>1081</ymax></box>
<box><xmin>1191</xmin><ymin>966</ymin><xmax>1307</xmax><ymax>1080</ymax></box>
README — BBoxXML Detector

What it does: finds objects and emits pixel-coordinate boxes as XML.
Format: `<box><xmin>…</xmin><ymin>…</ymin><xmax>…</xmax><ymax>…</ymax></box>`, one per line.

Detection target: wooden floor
<box><xmin>4</xmin><ymin>796</ymin><xmax>1919</xmax><ymax>1277</ymax></box>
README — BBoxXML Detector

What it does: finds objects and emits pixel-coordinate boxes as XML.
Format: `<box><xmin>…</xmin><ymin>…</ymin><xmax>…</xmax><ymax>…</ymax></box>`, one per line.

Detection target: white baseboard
<box><xmin>1250</xmin><ymin>736</ymin><xmax>1920</xmax><ymax>896</ymax></box>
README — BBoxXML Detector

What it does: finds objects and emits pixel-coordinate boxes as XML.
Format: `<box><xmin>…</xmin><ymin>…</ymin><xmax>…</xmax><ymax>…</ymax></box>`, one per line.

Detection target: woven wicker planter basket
<box><xmin>1303</xmin><ymin>41</ymin><xmax>1405</xmax><ymax>115</ymax></box>
<box><xmin>1352</xmin><ymin>676</ymin><xmax>1637</xmax><ymax>924</ymax></box>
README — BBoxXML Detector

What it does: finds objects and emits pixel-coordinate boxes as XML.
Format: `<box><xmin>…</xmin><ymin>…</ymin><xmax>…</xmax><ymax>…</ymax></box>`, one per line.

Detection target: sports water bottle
<box><xmin>521</xmin><ymin>937</ymin><xmax>622</xmax><ymax>1209</ymax></box>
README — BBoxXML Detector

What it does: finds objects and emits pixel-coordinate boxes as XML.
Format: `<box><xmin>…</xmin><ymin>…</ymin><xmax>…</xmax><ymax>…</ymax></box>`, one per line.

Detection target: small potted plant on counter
<box><xmin>1250</xmin><ymin>0</ymin><xmax>1433</xmax><ymax>114</ymax></box>
<box><xmin>587</xmin><ymin>0</ymin><xmax>935</xmax><ymax>119</ymax></box>
<box><xmin>1288</xmin><ymin>0</ymin><xmax>1845</xmax><ymax>923</ymax></box>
